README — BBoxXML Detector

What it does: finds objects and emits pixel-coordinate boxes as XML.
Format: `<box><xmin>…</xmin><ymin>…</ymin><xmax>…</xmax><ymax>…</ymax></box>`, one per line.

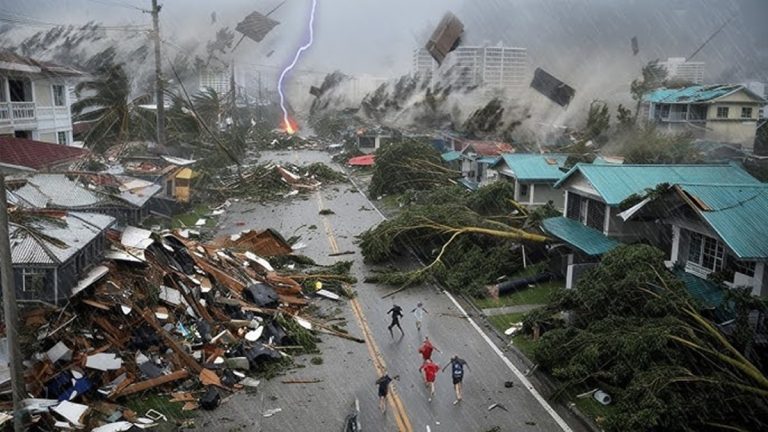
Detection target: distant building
<box><xmin>743</xmin><ymin>81</ymin><xmax>768</xmax><ymax>119</ymax></box>
<box><xmin>644</xmin><ymin>84</ymin><xmax>766</xmax><ymax>152</ymax></box>
<box><xmin>0</xmin><ymin>50</ymin><xmax>82</xmax><ymax>145</ymax></box>
<box><xmin>661</xmin><ymin>57</ymin><xmax>705</xmax><ymax>84</ymax></box>
<box><xmin>198</xmin><ymin>63</ymin><xmax>233</xmax><ymax>96</ymax></box>
<box><xmin>413</xmin><ymin>45</ymin><xmax>528</xmax><ymax>91</ymax></box>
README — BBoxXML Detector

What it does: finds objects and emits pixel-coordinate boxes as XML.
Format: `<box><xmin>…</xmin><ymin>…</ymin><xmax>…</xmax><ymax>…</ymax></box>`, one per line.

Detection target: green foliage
<box><xmin>583</xmin><ymin>100</ymin><xmax>610</xmax><ymax>142</ymax></box>
<box><xmin>618</xmin><ymin>123</ymin><xmax>696</xmax><ymax>164</ymax></box>
<box><xmin>466</xmin><ymin>181</ymin><xmax>516</xmax><ymax>215</ymax></box>
<box><xmin>304</xmin><ymin>163</ymin><xmax>347</xmax><ymax>183</ymax></box>
<box><xmin>616</xmin><ymin>104</ymin><xmax>634</xmax><ymax>130</ymax></box>
<box><xmin>368</xmin><ymin>140</ymin><xmax>456</xmax><ymax>197</ymax></box>
<box><xmin>463</xmin><ymin>98</ymin><xmax>505</xmax><ymax>137</ymax></box>
<box><xmin>528</xmin><ymin>244</ymin><xmax>768</xmax><ymax>432</ymax></box>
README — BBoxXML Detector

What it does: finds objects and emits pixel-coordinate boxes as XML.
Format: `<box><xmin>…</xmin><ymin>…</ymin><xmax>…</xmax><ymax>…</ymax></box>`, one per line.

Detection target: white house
<box><xmin>644</xmin><ymin>84</ymin><xmax>766</xmax><ymax>152</ymax></box>
<box><xmin>0</xmin><ymin>50</ymin><xmax>82</xmax><ymax>145</ymax></box>
<box><xmin>491</xmin><ymin>154</ymin><xmax>568</xmax><ymax>208</ymax></box>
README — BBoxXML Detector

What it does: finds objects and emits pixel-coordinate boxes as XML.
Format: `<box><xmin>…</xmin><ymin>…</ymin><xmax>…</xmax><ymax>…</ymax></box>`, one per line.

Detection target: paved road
<box><xmin>201</xmin><ymin>150</ymin><xmax>587</xmax><ymax>432</ymax></box>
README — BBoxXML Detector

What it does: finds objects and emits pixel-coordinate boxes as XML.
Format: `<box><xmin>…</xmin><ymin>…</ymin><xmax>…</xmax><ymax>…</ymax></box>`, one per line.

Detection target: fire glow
<box><xmin>277</xmin><ymin>0</ymin><xmax>318</xmax><ymax>135</ymax></box>
<box><xmin>282</xmin><ymin>116</ymin><xmax>298</xmax><ymax>135</ymax></box>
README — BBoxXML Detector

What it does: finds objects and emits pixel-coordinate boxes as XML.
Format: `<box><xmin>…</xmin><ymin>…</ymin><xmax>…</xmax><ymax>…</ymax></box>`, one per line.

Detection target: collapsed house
<box><xmin>7</xmin><ymin>173</ymin><xmax>161</xmax><ymax>226</ymax></box>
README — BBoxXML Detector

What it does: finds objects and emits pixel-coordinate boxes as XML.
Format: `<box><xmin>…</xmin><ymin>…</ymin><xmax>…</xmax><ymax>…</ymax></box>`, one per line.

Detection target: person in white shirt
<box><xmin>411</xmin><ymin>302</ymin><xmax>428</xmax><ymax>331</ymax></box>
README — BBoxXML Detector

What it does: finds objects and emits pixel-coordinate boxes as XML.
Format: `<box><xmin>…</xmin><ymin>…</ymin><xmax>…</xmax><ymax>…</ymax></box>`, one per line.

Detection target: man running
<box><xmin>386</xmin><ymin>304</ymin><xmax>404</xmax><ymax>337</ymax></box>
<box><xmin>418</xmin><ymin>336</ymin><xmax>441</xmax><ymax>363</ymax></box>
<box><xmin>411</xmin><ymin>302</ymin><xmax>428</xmax><ymax>331</ymax></box>
<box><xmin>419</xmin><ymin>358</ymin><xmax>440</xmax><ymax>402</ymax></box>
<box><xmin>375</xmin><ymin>372</ymin><xmax>398</xmax><ymax>413</ymax></box>
<box><xmin>443</xmin><ymin>355</ymin><xmax>469</xmax><ymax>404</ymax></box>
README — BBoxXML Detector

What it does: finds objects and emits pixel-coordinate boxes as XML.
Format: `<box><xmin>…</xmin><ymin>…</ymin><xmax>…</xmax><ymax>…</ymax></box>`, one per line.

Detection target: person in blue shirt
<box><xmin>443</xmin><ymin>355</ymin><xmax>469</xmax><ymax>404</ymax></box>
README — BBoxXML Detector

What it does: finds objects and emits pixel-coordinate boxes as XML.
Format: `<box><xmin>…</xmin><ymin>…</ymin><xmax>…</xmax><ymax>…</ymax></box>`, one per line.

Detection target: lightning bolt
<box><xmin>278</xmin><ymin>0</ymin><xmax>318</xmax><ymax>133</ymax></box>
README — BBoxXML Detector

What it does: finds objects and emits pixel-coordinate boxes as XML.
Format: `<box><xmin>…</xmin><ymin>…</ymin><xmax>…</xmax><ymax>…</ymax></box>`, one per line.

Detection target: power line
<box><xmin>0</xmin><ymin>13</ymin><xmax>149</xmax><ymax>32</ymax></box>
<box><xmin>81</xmin><ymin>0</ymin><xmax>147</xmax><ymax>12</ymax></box>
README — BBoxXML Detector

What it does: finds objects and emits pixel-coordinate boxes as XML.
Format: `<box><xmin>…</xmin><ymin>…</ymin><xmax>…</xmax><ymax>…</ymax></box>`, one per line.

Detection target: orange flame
<box><xmin>282</xmin><ymin>116</ymin><xmax>298</xmax><ymax>135</ymax></box>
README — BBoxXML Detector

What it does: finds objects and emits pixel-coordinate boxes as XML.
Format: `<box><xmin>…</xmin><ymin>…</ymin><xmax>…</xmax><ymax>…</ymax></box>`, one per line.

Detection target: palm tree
<box><xmin>72</xmin><ymin>64</ymin><xmax>153</xmax><ymax>153</ymax></box>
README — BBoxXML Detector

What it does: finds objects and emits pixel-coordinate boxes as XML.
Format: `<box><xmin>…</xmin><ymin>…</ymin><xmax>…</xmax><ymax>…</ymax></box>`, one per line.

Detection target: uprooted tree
<box><xmin>360</xmin><ymin>181</ymin><xmax>550</xmax><ymax>295</ymax></box>
<box><xmin>368</xmin><ymin>140</ymin><xmax>459</xmax><ymax>198</ymax></box>
<box><xmin>524</xmin><ymin>244</ymin><xmax>768</xmax><ymax>432</ymax></box>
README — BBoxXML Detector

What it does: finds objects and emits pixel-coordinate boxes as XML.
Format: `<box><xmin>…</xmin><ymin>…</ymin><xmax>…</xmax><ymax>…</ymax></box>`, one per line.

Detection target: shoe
<box><xmin>428</xmin><ymin>397</ymin><xmax>432</xmax><ymax>403</ymax></box>
<box><xmin>453</xmin><ymin>400</ymin><xmax>459</xmax><ymax>405</ymax></box>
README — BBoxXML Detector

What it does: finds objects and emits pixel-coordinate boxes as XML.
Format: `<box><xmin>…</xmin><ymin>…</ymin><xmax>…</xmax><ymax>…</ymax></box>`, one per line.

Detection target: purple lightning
<box><xmin>278</xmin><ymin>0</ymin><xmax>317</xmax><ymax>133</ymax></box>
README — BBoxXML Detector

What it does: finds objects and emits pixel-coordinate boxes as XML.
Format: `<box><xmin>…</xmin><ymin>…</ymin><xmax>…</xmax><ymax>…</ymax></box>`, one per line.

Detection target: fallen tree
<box><xmin>524</xmin><ymin>244</ymin><xmax>768</xmax><ymax>432</ymax></box>
<box><xmin>368</xmin><ymin>140</ymin><xmax>458</xmax><ymax>197</ymax></box>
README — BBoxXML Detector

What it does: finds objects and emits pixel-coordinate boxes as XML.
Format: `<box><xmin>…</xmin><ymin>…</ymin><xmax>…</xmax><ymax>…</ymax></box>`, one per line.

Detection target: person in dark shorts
<box><xmin>443</xmin><ymin>355</ymin><xmax>469</xmax><ymax>404</ymax></box>
<box><xmin>375</xmin><ymin>372</ymin><xmax>398</xmax><ymax>413</ymax></box>
<box><xmin>386</xmin><ymin>305</ymin><xmax>404</xmax><ymax>337</ymax></box>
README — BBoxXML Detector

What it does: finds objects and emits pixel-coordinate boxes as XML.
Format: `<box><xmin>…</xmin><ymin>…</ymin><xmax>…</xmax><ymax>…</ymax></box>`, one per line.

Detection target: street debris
<box><xmin>3</xmin><ymin>223</ymin><xmax>359</xmax><ymax>429</ymax></box>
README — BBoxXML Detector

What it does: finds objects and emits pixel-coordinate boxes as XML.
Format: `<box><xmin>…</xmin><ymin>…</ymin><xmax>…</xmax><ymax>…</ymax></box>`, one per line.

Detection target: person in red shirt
<box><xmin>418</xmin><ymin>336</ymin><xmax>441</xmax><ymax>363</ymax></box>
<box><xmin>419</xmin><ymin>358</ymin><xmax>440</xmax><ymax>402</ymax></box>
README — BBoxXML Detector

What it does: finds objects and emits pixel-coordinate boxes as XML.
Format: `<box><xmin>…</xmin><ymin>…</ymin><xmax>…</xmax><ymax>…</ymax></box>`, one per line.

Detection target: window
<box><xmin>23</xmin><ymin>269</ymin><xmax>46</xmax><ymax>293</ymax></box>
<box><xmin>716</xmin><ymin>106</ymin><xmax>729</xmax><ymax>119</ymax></box>
<box><xmin>566</xmin><ymin>193</ymin><xmax>582</xmax><ymax>221</ymax></box>
<box><xmin>741</xmin><ymin>107</ymin><xmax>753</xmax><ymax>119</ymax></box>
<box><xmin>519</xmin><ymin>183</ymin><xmax>528</xmax><ymax>197</ymax></box>
<box><xmin>687</xmin><ymin>232</ymin><xmax>725</xmax><ymax>272</ymax></box>
<box><xmin>57</xmin><ymin>131</ymin><xmax>67</xmax><ymax>145</ymax></box>
<box><xmin>586</xmin><ymin>200</ymin><xmax>606</xmax><ymax>231</ymax></box>
<box><xmin>732</xmin><ymin>259</ymin><xmax>756</xmax><ymax>277</ymax></box>
<box><xmin>53</xmin><ymin>85</ymin><xmax>66</xmax><ymax>106</ymax></box>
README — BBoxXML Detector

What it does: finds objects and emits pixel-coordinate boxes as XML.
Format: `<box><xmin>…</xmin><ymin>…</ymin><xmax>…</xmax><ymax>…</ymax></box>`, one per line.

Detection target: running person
<box><xmin>419</xmin><ymin>358</ymin><xmax>440</xmax><ymax>402</ymax></box>
<box><xmin>443</xmin><ymin>355</ymin><xmax>469</xmax><ymax>404</ymax></box>
<box><xmin>411</xmin><ymin>302</ymin><xmax>428</xmax><ymax>331</ymax></box>
<box><xmin>375</xmin><ymin>372</ymin><xmax>397</xmax><ymax>413</ymax></box>
<box><xmin>418</xmin><ymin>336</ymin><xmax>441</xmax><ymax>363</ymax></box>
<box><xmin>386</xmin><ymin>305</ymin><xmax>404</xmax><ymax>337</ymax></box>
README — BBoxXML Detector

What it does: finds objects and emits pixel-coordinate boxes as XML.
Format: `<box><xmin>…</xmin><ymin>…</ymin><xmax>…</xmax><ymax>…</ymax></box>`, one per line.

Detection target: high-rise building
<box><xmin>661</xmin><ymin>57</ymin><xmax>705</xmax><ymax>84</ymax></box>
<box><xmin>413</xmin><ymin>45</ymin><xmax>528</xmax><ymax>90</ymax></box>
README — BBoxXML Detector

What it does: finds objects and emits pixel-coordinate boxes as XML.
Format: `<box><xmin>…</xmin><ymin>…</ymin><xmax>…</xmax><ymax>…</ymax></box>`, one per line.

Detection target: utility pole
<box><xmin>0</xmin><ymin>175</ymin><xmax>26</xmax><ymax>432</ymax></box>
<box><xmin>151</xmin><ymin>0</ymin><xmax>166</xmax><ymax>146</ymax></box>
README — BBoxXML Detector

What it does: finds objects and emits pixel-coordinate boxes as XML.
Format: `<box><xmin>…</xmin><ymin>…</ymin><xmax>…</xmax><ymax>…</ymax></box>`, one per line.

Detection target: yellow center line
<box><xmin>316</xmin><ymin>191</ymin><xmax>413</xmax><ymax>432</ymax></box>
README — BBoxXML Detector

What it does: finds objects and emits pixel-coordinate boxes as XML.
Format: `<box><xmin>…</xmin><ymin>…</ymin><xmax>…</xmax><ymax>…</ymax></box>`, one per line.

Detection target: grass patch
<box><xmin>172</xmin><ymin>204</ymin><xmax>214</xmax><ymax>228</ymax></box>
<box><xmin>571</xmin><ymin>391</ymin><xmax>618</xmax><ymax>425</ymax></box>
<box><xmin>474</xmin><ymin>280</ymin><xmax>562</xmax><ymax>309</ymax></box>
<box><xmin>126</xmin><ymin>393</ymin><xmax>196</xmax><ymax>428</ymax></box>
<box><xmin>486</xmin><ymin>311</ymin><xmax>527</xmax><ymax>334</ymax></box>
<box><xmin>510</xmin><ymin>333</ymin><xmax>537</xmax><ymax>359</ymax></box>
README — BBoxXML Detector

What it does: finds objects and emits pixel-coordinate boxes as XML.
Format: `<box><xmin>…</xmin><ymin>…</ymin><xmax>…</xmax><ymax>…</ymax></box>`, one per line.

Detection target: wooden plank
<box><xmin>114</xmin><ymin>370</ymin><xmax>189</xmax><ymax>398</ymax></box>
<box><xmin>139</xmin><ymin>308</ymin><xmax>202</xmax><ymax>374</ymax></box>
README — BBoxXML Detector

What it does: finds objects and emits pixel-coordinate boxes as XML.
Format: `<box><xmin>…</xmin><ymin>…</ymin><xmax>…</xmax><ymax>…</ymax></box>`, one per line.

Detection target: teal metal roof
<box><xmin>555</xmin><ymin>163</ymin><xmax>761</xmax><ymax>205</ymax></box>
<box><xmin>674</xmin><ymin>269</ymin><xmax>734</xmax><ymax>324</ymax></box>
<box><xmin>477</xmin><ymin>156</ymin><xmax>500</xmax><ymax>164</ymax></box>
<box><xmin>677</xmin><ymin>183</ymin><xmax>768</xmax><ymax>259</ymax></box>
<box><xmin>541</xmin><ymin>216</ymin><xmax>620</xmax><ymax>256</ymax></box>
<box><xmin>493</xmin><ymin>153</ymin><xmax>568</xmax><ymax>182</ymax></box>
<box><xmin>643</xmin><ymin>84</ymin><xmax>758</xmax><ymax>104</ymax></box>
<box><xmin>441</xmin><ymin>151</ymin><xmax>462</xmax><ymax>162</ymax></box>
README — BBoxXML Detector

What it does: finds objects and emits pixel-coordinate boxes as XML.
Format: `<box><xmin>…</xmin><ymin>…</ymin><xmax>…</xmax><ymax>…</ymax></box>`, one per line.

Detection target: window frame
<box><xmin>687</xmin><ymin>231</ymin><xmax>725</xmax><ymax>273</ymax></box>
<box><xmin>716</xmin><ymin>106</ymin><xmax>729</xmax><ymax>119</ymax></box>
<box><xmin>22</xmin><ymin>268</ymin><xmax>46</xmax><ymax>293</ymax></box>
<box><xmin>57</xmin><ymin>131</ymin><xmax>67</xmax><ymax>145</ymax></box>
<box><xmin>52</xmin><ymin>84</ymin><xmax>66</xmax><ymax>106</ymax></box>
<box><xmin>741</xmin><ymin>107</ymin><xmax>753</xmax><ymax>119</ymax></box>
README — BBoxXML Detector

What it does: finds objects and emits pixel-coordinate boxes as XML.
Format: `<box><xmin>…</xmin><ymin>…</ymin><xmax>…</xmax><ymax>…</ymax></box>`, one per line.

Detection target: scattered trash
<box><xmin>263</xmin><ymin>407</ymin><xmax>282</xmax><ymax>418</ymax></box>
<box><xmin>488</xmin><ymin>402</ymin><xmax>509</xmax><ymax>412</ymax></box>
<box><xmin>319</xmin><ymin>208</ymin><xmax>335</xmax><ymax>215</ymax></box>
<box><xmin>594</xmin><ymin>389</ymin><xmax>612</xmax><ymax>405</ymax></box>
<box><xmin>504</xmin><ymin>381</ymin><xmax>514</xmax><ymax>388</ymax></box>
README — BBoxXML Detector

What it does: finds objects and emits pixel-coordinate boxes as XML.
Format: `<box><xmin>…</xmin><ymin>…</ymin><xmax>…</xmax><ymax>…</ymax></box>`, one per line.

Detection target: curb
<box><xmin>459</xmin><ymin>294</ymin><xmax>603</xmax><ymax>432</ymax></box>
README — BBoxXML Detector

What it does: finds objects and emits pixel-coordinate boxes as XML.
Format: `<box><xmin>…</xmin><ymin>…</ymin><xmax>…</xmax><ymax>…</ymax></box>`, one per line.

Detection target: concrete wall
<box><xmin>531</xmin><ymin>183</ymin><xmax>564</xmax><ymax>208</ymax></box>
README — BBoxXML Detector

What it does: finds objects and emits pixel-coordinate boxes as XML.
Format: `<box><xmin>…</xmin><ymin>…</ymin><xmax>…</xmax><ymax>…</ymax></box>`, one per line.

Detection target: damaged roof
<box><xmin>493</xmin><ymin>153</ymin><xmax>568</xmax><ymax>181</ymax></box>
<box><xmin>676</xmin><ymin>183</ymin><xmax>768</xmax><ymax>260</ymax></box>
<box><xmin>541</xmin><ymin>216</ymin><xmax>620</xmax><ymax>256</ymax></box>
<box><xmin>0</xmin><ymin>137</ymin><xmax>89</xmax><ymax>171</ymax></box>
<box><xmin>644</xmin><ymin>84</ymin><xmax>766</xmax><ymax>104</ymax></box>
<box><xmin>10</xmin><ymin>212</ymin><xmax>115</xmax><ymax>265</ymax></box>
<box><xmin>556</xmin><ymin>163</ymin><xmax>761</xmax><ymax>205</ymax></box>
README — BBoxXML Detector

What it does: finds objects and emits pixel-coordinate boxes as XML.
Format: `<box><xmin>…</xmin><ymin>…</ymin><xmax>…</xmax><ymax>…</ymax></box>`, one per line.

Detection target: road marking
<box><xmin>346</xmin><ymin>175</ymin><xmax>574</xmax><ymax>432</ymax></box>
<box><xmin>316</xmin><ymin>191</ymin><xmax>414</xmax><ymax>432</ymax></box>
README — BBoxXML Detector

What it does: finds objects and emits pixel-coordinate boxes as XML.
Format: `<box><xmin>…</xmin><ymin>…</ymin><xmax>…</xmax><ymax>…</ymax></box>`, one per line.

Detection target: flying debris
<box><xmin>309</xmin><ymin>86</ymin><xmax>322</xmax><ymax>97</ymax></box>
<box><xmin>425</xmin><ymin>12</ymin><xmax>464</xmax><ymax>65</ymax></box>
<box><xmin>530</xmin><ymin>68</ymin><xmax>576</xmax><ymax>107</ymax></box>
<box><xmin>631</xmin><ymin>36</ymin><xmax>639</xmax><ymax>55</ymax></box>
<box><xmin>488</xmin><ymin>403</ymin><xmax>509</xmax><ymax>412</ymax></box>
<box><xmin>266</xmin><ymin>50</ymin><xmax>275</xmax><ymax>58</ymax></box>
<box><xmin>235</xmin><ymin>10</ymin><xmax>281</xmax><ymax>43</ymax></box>
<box><xmin>211</xmin><ymin>11</ymin><xmax>217</xmax><ymax>24</ymax></box>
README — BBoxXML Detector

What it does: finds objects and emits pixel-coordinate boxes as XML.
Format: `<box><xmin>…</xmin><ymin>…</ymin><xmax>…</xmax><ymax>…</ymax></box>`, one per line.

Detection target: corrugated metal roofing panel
<box><xmin>11</xmin><ymin>174</ymin><xmax>102</xmax><ymax>208</ymax></box>
<box><xmin>9</xmin><ymin>212</ymin><xmax>115</xmax><ymax>265</ymax></box>
<box><xmin>496</xmin><ymin>154</ymin><xmax>568</xmax><ymax>181</ymax></box>
<box><xmin>441</xmin><ymin>151</ymin><xmax>462</xmax><ymax>162</ymax></box>
<box><xmin>556</xmin><ymin>163</ymin><xmax>760</xmax><ymax>205</ymax></box>
<box><xmin>541</xmin><ymin>216</ymin><xmax>620</xmax><ymax>256</ymax></box>
<box><xmin>644</xmin><ymin>84</ymin><xmax>743</xmax><ymax>104</ymax></box>
<box><xmin>677</xmin><ymin>183</ymin><xmax>768</xmax><ymax>259</ymax></box>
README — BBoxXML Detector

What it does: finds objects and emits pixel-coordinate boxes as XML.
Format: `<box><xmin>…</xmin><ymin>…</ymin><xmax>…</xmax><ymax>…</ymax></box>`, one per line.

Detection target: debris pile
<box><xmin>202</xmin><ymin>162</ymin><xmax>347</xmax><ymax>201</ymax></box>
<box><xmin>5</xmin><ymin>226</ymin><xmax>358</xmax><ymax>429</ymax></box>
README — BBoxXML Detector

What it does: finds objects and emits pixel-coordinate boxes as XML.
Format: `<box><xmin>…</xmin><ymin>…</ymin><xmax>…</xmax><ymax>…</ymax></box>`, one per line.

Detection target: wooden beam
<box><xmin>114</xmin><ymin>370</ymin><xmax>189</xmax><ymax>398</ymax></box>
<box><xmin>139</xmin><ymin>308</ymin><xmax>202</xmax><ymax>374</ymax></box>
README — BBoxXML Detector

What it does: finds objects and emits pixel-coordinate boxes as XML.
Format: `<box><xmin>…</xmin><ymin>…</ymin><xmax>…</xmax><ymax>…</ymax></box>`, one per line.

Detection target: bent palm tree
<box><xmin>72</xmin><ymin>64</ymin><xmax>153</xmax><ymax>153</ymax></box>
